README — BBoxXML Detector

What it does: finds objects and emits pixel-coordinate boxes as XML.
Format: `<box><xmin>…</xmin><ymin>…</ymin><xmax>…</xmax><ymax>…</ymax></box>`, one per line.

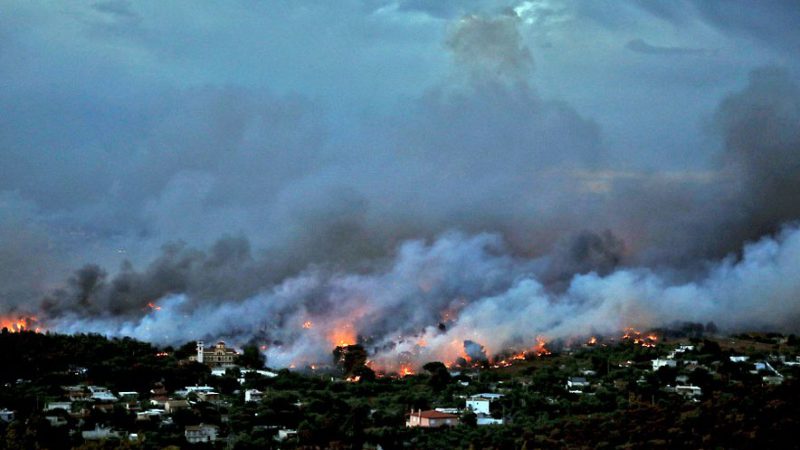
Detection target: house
<box><xmin>190</xmin><ymin>341</ymin><xmax>239</xmax><ymax>367</ymax></box>
<box><xmin>566</xmin><ymin>377</ymin><xmax>590</xmax><ymax>391</ymax></box>
<box><xmin>276</xmin><ymin>429</ymin><xmax>298</xmax><ymax>441</ymax></box>
<box><xmin>466</xmin><ymin>394</ymin><xmax>503</xmax><ymax>415</ymax></box>
<box><xmin>466</xmin><ymin>398</ymin><xmax>489</xmax><ymax>415</ymax></box>
<box><xmin>93</xmin><ymin>403</ymin><xmax>115</xmax><ymax>413</ymax></box>
<box><xmin>136</xmin><ymin>409</ymin><xmax>165</xmax><ymax>421</ymax></box>
<box><xmin>118</xmin><ymin>391</ymin><xmax>139</xmax><ymax>401</ymax></box>
<box><xmin>183</xmin><ymin>385</ymin><xmax>215</xmax><ymax>397</ymax></box>
<box><xmin>477</xmin><ymin>416</ymin><xmax>504</xmax><ymax>425</ymax></box>
<box><xmin>82</xmin><ymin>425</ymin><xmax>123</xmax><ymax>441</ymax></box>
<box><xmin>675</xmin><ymin>385</ymin><xmax>702</xmax><ymax>398</ymax></box>
<box><xmin>242</xmin><ymin>368</ymin><xmax>278</xmax><ymax>378</ymax></box>
<box><xmin>185</xmin><ymin>423</ymin><xmax>218</xmax><ymax>443</ymax></box>
<box><xmin>62</xmin><ymin>385</ymin><xmax>89</xmax><ymax>401</ymax></box>
<box><xmin>406</xmin><ymin>409</ymin><xmax>460</xmax><ymax>428</ymax></box>
<box><xmin>0</xmin><ymin>409</ymin><xmax>14</xmax><ymax>422</ymax></box>
<box><xmin>44</xmin><ymin>401</ymin><xmax>72</xmax><ymax>412</ymax></box>
<box><xmin>652</xmin><ymin>359</ymin><xmax>677</xmax><ymax>371</ymax></box>
<box><xmin>45</xmin><ymin>415</ymin><xmax>68</xmax><ymax>427</ymax></box>
<box><xmin>149</xmin><ymin>384</ymin><xmax>169</xmax><ymax>407</ymax></box>
<box><xmin>197</xmin><ymin>391</ymin><xmax>222</xmax><ymax>404</ymax></box>
<box><xmin>88</xmin><ymin>386</ymin><xmax>118</xmax><ymax>402</ymax></box>
<box><xmin>165</xmin><ymin>400</ymin><xmax>190</xmax><ymax>414</ymax></box>
<box><xmin>210</xmin><ymin>367</ymin><xmax>230</xmax><ymax>377</ymax></box>
<box><xmin>730</xmin><ymin>356</ymin><xmax>750</xmax><ymax>363</ymax></box>
<box><xmin>245</xmin><ymin>389</ymin><xmax>263</xmax><ymax>403</ymax></box>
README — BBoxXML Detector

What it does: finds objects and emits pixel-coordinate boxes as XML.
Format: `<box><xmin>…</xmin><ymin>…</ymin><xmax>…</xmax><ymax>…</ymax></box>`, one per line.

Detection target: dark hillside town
<box><xmin>1</xmin><ymin>324</ymin><xmax>799</xmax><ymax>448</ymax></box>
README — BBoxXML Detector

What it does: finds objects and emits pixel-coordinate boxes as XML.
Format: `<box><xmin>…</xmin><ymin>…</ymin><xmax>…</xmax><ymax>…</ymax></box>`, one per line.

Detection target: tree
<box><xmin>423</xmin><ymin>361</ymin><xmax>451</xmax><ymax>392</ymax></box>
<box><xmin>461</xmin><ymin>411</ymin><xmax>477</xmax><ymax>427</ymax></box>
<box><xmin>332</xmin><ymin>345</ymin><xmax>367</xmax><ymax>376</ymax></box>
<box><xmin>237</xmin><ymin>345</ymin><xmax>266</xmax><ymax>369</ymax></box>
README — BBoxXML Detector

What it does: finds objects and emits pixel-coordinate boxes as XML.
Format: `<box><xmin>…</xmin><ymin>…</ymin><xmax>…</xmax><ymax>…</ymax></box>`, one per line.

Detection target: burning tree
<box><xmin>332</xmin><ymin>344</ymin><xmax>369</xmax><ymax>378</ymax></box>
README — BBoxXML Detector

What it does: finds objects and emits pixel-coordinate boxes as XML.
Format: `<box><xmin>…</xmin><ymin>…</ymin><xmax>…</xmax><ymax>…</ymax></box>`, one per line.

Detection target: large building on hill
<box><xmin>189</xmin><ymin>341</ymin><xmax>239</xmax><ymax>367</ymax></box>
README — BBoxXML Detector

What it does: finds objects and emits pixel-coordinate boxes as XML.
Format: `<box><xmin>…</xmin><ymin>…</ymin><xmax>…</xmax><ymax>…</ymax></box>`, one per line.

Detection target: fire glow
<box><xmin>328</xmin><ymin>324</ymin><xmax>357</xmax><ymax>347</ymax></box>
<box><xmin>622</xmin><ymin>328</ymin><xmax>658</xmax><ymax>348</ymax></box>
<box><xmin>0</xmin><ymin>316</ymin><xmax>41</xmax><ymax>333</ymax></box>
<box><xmin>399</xmin><ymin>365</ymin><xmax>415</xmax><ymax>377</ymax></box>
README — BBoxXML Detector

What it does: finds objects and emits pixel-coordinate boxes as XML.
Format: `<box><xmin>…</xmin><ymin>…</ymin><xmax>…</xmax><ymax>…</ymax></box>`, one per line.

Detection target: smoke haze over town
<box><xmin>2</xmin><ymin>1</ymin><xmax>800</xmax><ymax>369</ymax></box>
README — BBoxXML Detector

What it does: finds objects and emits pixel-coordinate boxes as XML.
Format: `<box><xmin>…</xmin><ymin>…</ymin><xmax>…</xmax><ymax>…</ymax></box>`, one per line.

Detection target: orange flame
<box><xmin>329</xmin><ymin>324</ymin><xmax>357</xmax><ymax>347</ymax></box>
<box><xmin>0</xmin><ymin>316</ymin><xmax>41</xmax><ymax>333</ymax></box>
<box><xmin>622</xmin><ymin>328</ymin><xmax>658</xmax><ymax>348</ymax></box>
<box><xmin>302</xmin><ymin>321</ymin><xmax>313</xmax><ymax>329</ymax></box>
<box><xmin>399</xmin><ymin>365</ymin><xmax>415</xmax><ymax>377</ymax></box>
<box><xmin>533</xmin><ymin>337</ymin><xmax>552</xmax><ymax>356</ymax></box>
<box><xmin>587</xmin><ymin>336</ymin><xmax>598</xmax><ymax>346</ymax></box>
<box><xmin>147</xmin><ymin>302</ymin><xmax>162</xmax><ymax>311</ymax></box>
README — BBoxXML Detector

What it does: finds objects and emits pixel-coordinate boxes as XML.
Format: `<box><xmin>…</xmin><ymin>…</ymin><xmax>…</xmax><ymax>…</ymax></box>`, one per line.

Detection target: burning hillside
<box><xmin>23</xmin><ymin>222</ymin><xmax>800</xmax><ymax>371</ymax></box>
<box><xmin>0</xmin><ymin>316</ymin><xmax>41</xmax><ymax>333</ymax></box>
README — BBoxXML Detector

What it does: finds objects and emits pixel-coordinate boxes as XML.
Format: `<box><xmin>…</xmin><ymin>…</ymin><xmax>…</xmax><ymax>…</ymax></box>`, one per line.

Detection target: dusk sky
<box><xmin>2</xmin><ymin>1</ymin><xmax>800</xmax><ymax>365</ymax></box>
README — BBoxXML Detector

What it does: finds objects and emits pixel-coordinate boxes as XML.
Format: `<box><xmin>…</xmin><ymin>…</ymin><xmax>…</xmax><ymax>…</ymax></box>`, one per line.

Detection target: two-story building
<box><xmin>406</xmin><ymin>410</ymin><xmax>460</xmax><ymax>428</ymax></box>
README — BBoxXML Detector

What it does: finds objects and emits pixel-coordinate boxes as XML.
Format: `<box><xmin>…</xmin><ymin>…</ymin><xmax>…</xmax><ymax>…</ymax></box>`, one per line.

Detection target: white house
<box><xmin>117</xmin><ymin>391</ymin><xmax>139</xmax><ymax>400</ymax></box>
<box><xmin>184</xmin><ymin>385</ymin><xmax>215</xmax><ymax>394</ymax></box>
<box><xmin>185</xmin><ymin>423</ymin><xmax>218</xmax><ymax>443</ymax></box>
<box><xmin>88</xmin><ymin>386</ymin><xmax>118</xmax><ymax>402</ymax></box>
<box><xmin>566</xmin><ymin>377</ymin><xmax>590</xmax><ymax>391</ymax></box>
<box><xmin>477</xmin><ymin>416</ymin><xmax>504</xmax><ymax>426</ymax></box>
<box><xmin>45</xmin><ymin>415</ymin><xmax>68</xmax><ymax>427</ymax></box>
<box><xmin>466</xmin><ymin>398</ymin><xmax>491</xmax><ymax>415</ymax></box>
<box><xmin>276</xmin><ymin>429</ymin><xmax>298</xmax><ymax>441</ymax></box>
<box><xmin>245</xmin><ymin>389</ymin><xmax>264</xmax><ymax>403</ymax></box>
<box><xmin>44</xmin><ymin>401</ymin><xmax>72</xmax><ymax>412</ymax></box>
<box><xmin>82</xmin><ymin>425</ymin><xmax>123</xmax><ymax>441</ymax></box>
<box><xmin>466</xmin><ymin>393</ymin><xmax>504</xmax><ymax>415</ymax></box>
<box><xmin>0</xmin><ymin>409</ymin><xmax>15</xmax><ymax>422</ymax></box>
<box><xmin>730</xmin><ymin>356</ymin><xmax>750</xmax><ymax>363</ymax></box>
<box><xmin>652</xmin><ymin>359</ymin><xmax>677</xmax><ymax>371</ymax></box>
<box><xmin>675</xmin><ymin>385</ymin><xmax>702</xmax><ymax>398</ymax></box>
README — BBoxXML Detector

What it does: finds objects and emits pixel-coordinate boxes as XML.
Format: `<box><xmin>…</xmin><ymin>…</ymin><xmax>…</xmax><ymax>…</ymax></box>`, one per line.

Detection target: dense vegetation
<box><xmin>1</xmin><ymin>328</ymin><xmax>799</xmax><ymax>449</ymax></box>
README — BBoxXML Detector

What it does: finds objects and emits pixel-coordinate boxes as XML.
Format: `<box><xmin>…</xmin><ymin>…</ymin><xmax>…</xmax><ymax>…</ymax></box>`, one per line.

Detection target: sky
<box><xmin>2</xmin><ymin>1</ymin><xmax>800</xmax><ymax>367</ymax></box>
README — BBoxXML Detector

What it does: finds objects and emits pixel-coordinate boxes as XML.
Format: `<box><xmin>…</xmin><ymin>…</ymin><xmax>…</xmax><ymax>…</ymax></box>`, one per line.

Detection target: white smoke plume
<box><xmin>48</xmin><ymin>225</ymin><xmax>800</xmax><ymax>369</ymax></box>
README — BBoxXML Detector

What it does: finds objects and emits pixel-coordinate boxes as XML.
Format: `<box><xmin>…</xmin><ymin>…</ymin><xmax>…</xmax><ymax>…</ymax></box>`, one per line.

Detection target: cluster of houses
<box><xmin>563</xmin><ymin>343</ymin><xmax>797</xmax><ymax>401</ymax></box>
<box><xmin>3</xmin><ymin>336</ymin><xmax>799</xmax><ymax>444</ymax></box>
<box><xmin>0</xmin><ymin>340</ymin><xmax>280</xmax><ymax>445</ymax></box>
<box><xmin>36</xmin><ymin>383</ymin><xmax>223</xmax><ymax>443</ymax></box>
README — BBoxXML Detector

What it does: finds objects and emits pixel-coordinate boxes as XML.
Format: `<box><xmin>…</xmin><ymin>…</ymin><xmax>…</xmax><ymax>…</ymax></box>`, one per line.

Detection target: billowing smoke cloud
<box><xmin>47</xmin><ymin>224</ymin><xmax>800</xmax><ymax>369</ymax></box>
<box><xmin>2</xmin><ymin>4</ymin><xmax>800</xmax><ymax>369</ymax></box>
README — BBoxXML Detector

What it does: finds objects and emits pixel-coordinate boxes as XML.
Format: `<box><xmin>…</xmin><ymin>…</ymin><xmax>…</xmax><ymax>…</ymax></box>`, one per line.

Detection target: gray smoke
<box><xmin>2</xmin><ymin>7</ymin><xmax>800</xmax><ymax>369</ymax></box>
